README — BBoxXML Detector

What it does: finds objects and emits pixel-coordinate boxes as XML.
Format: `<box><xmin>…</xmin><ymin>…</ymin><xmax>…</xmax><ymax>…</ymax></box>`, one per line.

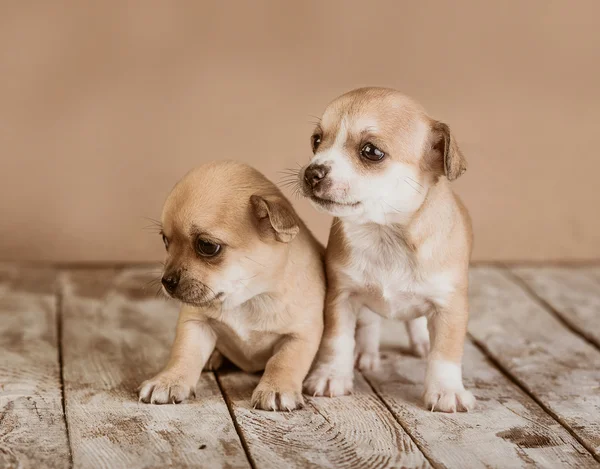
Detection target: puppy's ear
<box><xmin>250</xmin><ymin>195</ymin><xmax>299</xmax><ymax>243</ymax></box>
<box><xmin>429</xmin><ymin>121</ymin><xmax>467</xmax><ymax>181</ymax></box>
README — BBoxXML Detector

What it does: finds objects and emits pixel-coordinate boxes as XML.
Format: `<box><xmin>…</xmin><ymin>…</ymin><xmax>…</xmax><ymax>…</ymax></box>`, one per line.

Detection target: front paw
<box><xmin>251</xmin><ymin>383</ymin><xmax>304</xmax><ymax>412</ymax></box>
<box><xmin>423</xmin><ymin>387</ymin><xmax>475</xmax><ymax>413</ymax></box>
<box><xmin>138</xmin><ymin>372</ymin><xmax>195</xmax><ymax>404</ymax></box>
<box><xmin>423</xmin><ymin>359</ymin><xmax>475</xmax><ymax>412</ymax></box>
<box><xmin>303</xmin><ymin>365</ymin><xmax>354</xmax><ymax>397</ymax></box>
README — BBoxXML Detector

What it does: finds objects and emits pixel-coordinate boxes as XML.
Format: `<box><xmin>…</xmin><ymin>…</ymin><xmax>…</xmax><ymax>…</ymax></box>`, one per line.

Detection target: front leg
<box><xmin>139</xmin><ymin>305</ymin><xmax>216</xmax><ymax>404</ymax></box>
<box><xmin>304</xmin><ymin>291</ymin><xmax>357</xmax><ymax>397</ymax></box>
<box><xmin>423</xmin><ymin>291</ymin><xmax>475</xmax><ymax>412</ymax></box>
<box><xmin>251</xmin><ymin>334</ymin><xmax>319</xmax><ymax>411</ymax></box>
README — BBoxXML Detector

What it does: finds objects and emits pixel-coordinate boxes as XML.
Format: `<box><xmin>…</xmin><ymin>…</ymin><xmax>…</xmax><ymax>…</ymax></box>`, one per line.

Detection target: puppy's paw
<box><xmin>203</xmin><ymin>349</ymin><xmax>225</xmax><ymax>371</ymax></box>
<box><xmin>423</xmin><ymin>360</ymin><xmax>475</xmax><ymax>412</ymax></box>
<box><xmin>303</xmin><ymin>366</ymin><xmax>354</xmax><ymax>397</ymax></box>
<box><xmin>138</xmin><ymin>373</ymin><xmax>195</xmax><ymax>404</ymax></box>
<box><xmin>354</xmin><ymin>350</ymin><xmax>381</xmax><ymax>372</ymax></box>
<box><xmin>423</xmin><ymin>387</ymin><xmax>475</xmax><ymax>413</ymax></box>
<box><xmin>251</xmin><ymin>383</ymin><xmax>304</xmax><ymax>412</ymax></box>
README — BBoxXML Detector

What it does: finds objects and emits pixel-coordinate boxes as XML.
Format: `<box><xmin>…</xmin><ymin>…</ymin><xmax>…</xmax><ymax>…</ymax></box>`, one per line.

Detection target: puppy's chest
<box><xmin>341</xmin><ymin>224</ymin><xmax>449</xmax><ymax>317</ymax></box>
<box><xmin>206</xmin><ymin>298</ymin><xmax>285</xmax><ymax>372</ymax></box>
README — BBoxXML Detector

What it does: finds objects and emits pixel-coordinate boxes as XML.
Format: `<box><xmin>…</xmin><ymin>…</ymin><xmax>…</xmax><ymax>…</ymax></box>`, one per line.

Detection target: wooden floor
<box><xmin>1</xmin><ymin>264</ymin><xmax>599</xmax><ymax>469</ymax></box>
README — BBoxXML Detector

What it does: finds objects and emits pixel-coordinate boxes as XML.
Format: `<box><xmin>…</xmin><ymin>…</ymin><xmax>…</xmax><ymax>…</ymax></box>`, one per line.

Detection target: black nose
<box><xmin>304</xmin><ymin>164</ymin><xmax>330</xmax><ymax>189</ymax></box>
<box><xmin>161</xmin><ymin>274</ymin><xmax>179</xmax><ymax>294</ymax></box>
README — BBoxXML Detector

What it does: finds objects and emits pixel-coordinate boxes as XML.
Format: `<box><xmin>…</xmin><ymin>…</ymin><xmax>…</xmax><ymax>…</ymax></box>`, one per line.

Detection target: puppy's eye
<box><xmin>196</xmin><ymin>239</ymin><xmax>221</xmax><ymax>257</ymax></box>
<box><xmin>311</xmin><ymin>134</ymin><xmax>322</xmax><ymax>153</ymax></box>
<box><xmin>360</xmin><ymin>143</ymin><xmax>385</xmax><ymax>161</ymax></box>
<box><xmin>162</xmin><ymin>234</ymin><xmax>169</xmax><ymax>250</ymax></box>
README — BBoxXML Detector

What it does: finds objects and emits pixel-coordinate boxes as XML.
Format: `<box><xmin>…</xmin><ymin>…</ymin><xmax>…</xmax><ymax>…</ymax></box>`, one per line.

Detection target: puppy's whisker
<box><xmin>142</xmin><ymin>217</ymin><xmax>163</xmax><ymax>231</ymax></box>
<box><xmin>239</xmin><ymin>273</ymin><xmax>259</xmax><ymax>282</ymax></box>
<box><xmin>404</xmin><ymin>178</ymin><xmax>422</xmax><ymax>195</ymax></box>
<box><xmin>143</xmin><ymin>278</ymin><xmax>161</xmax><ymax>290</ymax></box>
<box><xmin>406</xmin><ymin>176</ymin><xmax>424</xmax><ymax>189</ymax></box>
<box><xmin>382</xmin><ymin>200</ymin><xmax>408</xmax><ymax>214</ymax></box>
<box><xmin>244</xmin><ymin>256</ymin><xmax>266</xmax><ymax>268</ymax></box>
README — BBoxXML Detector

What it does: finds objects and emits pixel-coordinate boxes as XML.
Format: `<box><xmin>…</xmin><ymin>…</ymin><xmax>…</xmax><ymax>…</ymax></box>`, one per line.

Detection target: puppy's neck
<box><xmin>339</xmin><ymin>178</ymin><xmax>453</xmax><ymax>246</ymax></box>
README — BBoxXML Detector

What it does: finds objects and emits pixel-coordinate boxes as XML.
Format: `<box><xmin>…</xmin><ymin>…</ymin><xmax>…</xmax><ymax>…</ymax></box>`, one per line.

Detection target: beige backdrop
<box><xmin>1</xmin><ymin>1</ymin><xmax>599</xmax><ymax>263</ymax></box>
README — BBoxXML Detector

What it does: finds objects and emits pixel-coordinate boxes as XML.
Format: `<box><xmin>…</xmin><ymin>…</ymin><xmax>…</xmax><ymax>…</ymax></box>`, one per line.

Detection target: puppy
<box><xmin>139</xmin><ymin>161</ymin><xmax>325</xmax><ymax>411</ymax></box>
<box><xmin>299</xmin><ymin>87</ymin><xmax>475</xmax><ymax>412</ymax></box>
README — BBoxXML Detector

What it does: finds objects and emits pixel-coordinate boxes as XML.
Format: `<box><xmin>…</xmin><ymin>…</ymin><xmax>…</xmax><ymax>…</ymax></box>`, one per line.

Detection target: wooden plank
<box><xmin>361</xmin><ymin>318</ymin><xmax>596</xmax><ymax>469</ymax></box>
<box><xmin>216</xmin><ymin>369</ymin><xmax>431</xmax><ymax>469</ymax></box>
<box><xmin>582</xmin><ymin>266</ymin><xmax>600</xmax><ymax>285</ymax></box>
<box><xmin>511</xmin><ymin>266</ymin><xmax>600</xmax><ymax>348</ymax></box>
<box><xmin>0</xmin><ymin>265</ymin><xmax>70</xmax><ymax>469</ymax></box>
<box><xmin>59</xmin><ymin>268</ymin><xmax>250</xmax><ymax>469</ymax></box>
<box><xmin>468</xmin><ymin>267</ymin><xmax>600</xmax><ymax>461</ymax></box>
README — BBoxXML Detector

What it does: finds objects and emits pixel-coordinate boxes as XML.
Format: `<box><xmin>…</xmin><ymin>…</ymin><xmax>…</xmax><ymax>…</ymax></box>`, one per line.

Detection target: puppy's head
<box><xmin>299</xmin><ymin>88</ymin><xmax>467</xmax><ymax>222</ymax></box>
<box><xmin>159</xmin><ymin>161</ymin><xmax>299</xmax><ymax>308</ymax></box>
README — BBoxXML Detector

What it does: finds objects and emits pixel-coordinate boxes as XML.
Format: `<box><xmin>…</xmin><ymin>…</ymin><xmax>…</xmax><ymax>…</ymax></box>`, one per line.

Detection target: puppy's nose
<box><xmin>161</xmin><ymin>274</ymin><xmax>179</xmax><ymax>294</ymax></box>
<box><xmin>304</xmin><ymin>164</ymin><xmax>330</xmax><ymax>189</ymax></box>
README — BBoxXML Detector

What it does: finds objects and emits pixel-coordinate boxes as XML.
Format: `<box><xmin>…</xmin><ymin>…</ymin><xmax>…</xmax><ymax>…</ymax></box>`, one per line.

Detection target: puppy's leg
<box><xmin>354</xmin><ymin>307</ymin><xmax>381</xmax><ymax>372</ymax></box>
<box><xmin>304</xmin><ymin>292</ymin><xmax>356</xmax><ymax>397</ymax></box>
<box><xmin>423</xmin><ymin>292</ymin><xmax>475</xmax><ymax>412</ymax></box>
<box><xmin>406</xmin><ymin>316</ymin><xmax>430</xmax><ymax>358</ymax></box>
<box><xmin>251</xmin><ymin>335</ymin><xmax>319</xmax><ymax>411</ymax></box>
<box><xmin>203</xmin><ymin>349</ymin><xmax>226</xmax><ymax>371</ymax></box>
<box><xmin>139</xmin><ymin>305</ymin><xmax>216</xmax><ymax>404</ymax></box>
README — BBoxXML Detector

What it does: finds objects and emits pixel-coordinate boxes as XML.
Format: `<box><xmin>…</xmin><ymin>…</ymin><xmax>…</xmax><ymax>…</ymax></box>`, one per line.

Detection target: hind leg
<box><xmin>354</xmin><ymin>307</ymin><xmax>381</xmax><ymax>371</ymax></box>
<box><xmin>406</xmin><ymin>316</ymin><xmax>430</xmax><ymax>358</ymax></box>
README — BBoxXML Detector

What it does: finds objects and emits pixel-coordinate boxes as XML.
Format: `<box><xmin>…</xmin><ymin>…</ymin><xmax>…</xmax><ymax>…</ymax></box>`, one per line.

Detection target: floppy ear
<box><xmin>250</xmin><ymin>195</ymin><xmax>299</xmax><ymax>243</ymax></box>
<box><xmin>430</xmin><ymin>121</ymin><xmax>467</xmax><ymax>181</ymax></box>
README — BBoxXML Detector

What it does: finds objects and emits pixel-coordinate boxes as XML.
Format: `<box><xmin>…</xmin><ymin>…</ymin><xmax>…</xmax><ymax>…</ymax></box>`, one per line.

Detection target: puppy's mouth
<box><xmin>183</xmin><ymin>291</ymin><xmax>224</xmax><ymax>307</ymax></box>
<box><xmin>309</xmin><ymin>195</ymin><xmax>361</xmax><ymax>209</ymax></box>
<box><xmin>164</xmin><ymin>286</ymin><xmax>224</xmax><ymax>307</ymax></box>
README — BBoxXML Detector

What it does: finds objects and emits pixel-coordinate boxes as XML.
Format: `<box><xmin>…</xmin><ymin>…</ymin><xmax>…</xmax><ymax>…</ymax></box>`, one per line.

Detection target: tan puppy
<box><xmin>299</xmin><ymin>88</ymin><xmax>475</xmax><ymax>412</ymax></box>
<box><xmin>139</xmin><ymin>161</ymin><xmax>325</xmax><ymax>411</ymax></box>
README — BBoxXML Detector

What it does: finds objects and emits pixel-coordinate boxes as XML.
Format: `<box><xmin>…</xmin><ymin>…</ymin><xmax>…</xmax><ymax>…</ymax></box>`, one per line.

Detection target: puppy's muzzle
<box><xmin>304</xmin><ymin>164</ymin><xmax>330</xmax><ymax>192</ymax></box>
<box><xmin>161</xmin><ymin>272</ymin><xmax>180</xmax><ymax>294</ymax></box>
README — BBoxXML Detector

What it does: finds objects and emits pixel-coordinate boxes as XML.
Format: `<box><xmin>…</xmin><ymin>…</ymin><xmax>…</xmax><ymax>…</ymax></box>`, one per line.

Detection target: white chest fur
<box><xmin>340</xmin><ymin>222</ymin><xmax>454</xmax><ymax>319</ymax></box>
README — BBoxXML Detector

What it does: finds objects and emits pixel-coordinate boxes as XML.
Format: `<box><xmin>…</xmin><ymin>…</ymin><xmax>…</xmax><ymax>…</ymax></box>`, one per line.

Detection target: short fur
<box><xmin>138</xmin><ymin>161</ymin><xmax>325</xmax><ymax>411</ymax></box>
<box><xmin>299</xmin><ymin>88</ymin><xmax>475</xmax><ymax>412</ymax></box>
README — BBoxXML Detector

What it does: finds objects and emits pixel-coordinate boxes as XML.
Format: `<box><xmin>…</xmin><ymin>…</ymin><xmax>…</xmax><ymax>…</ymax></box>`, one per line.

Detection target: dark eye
<box><xmin>196</xmin><ymin>238</ymin><xmax>221</xmax><ymax>257</ymax></box>
<box><xmin>311</xmin><ymin>134</ymin><xmax>322</xmax><ymax>153</ymax></box>
<box><xmin>162</xmin><ymin>234</ymin><xmax>169</xmax><ymax>250</ymax></box>
<box><xmin>360</xmin><ymin>143</ymin><xmax>385</xmax><ymax>161</ymax></box>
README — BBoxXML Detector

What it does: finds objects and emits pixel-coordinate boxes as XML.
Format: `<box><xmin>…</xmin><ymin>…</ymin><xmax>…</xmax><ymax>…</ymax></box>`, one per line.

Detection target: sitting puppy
<box><xmin>300</xmin><ymin>88</ymin><xmax>475</xmax><ymax>412</ymax></box>
<box><xmin>139</xmin><ymin>161</ymin><xmax>325</xmax><ymax>411</ymax></box>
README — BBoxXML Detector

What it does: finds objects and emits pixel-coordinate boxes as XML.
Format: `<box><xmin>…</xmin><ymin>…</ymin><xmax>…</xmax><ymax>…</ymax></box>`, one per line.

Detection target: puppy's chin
<box><xmin>162</xmin><ymin>285</ymin><xmax>224</xmax><ymax>308</ymax></box>
<box><xmin>308</xmin><ymin>195</ymin><xmax>362</xmax><ymax>217</ymax></box>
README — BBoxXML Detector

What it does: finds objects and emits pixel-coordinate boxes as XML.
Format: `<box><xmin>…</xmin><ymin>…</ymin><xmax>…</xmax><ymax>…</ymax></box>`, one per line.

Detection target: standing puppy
<box><xmin>300</xmin><ymin>88</ymin><xmax>475</xmax><ymax>412</ymax></box>
<box><xmin>139</xmin><ymin>161</ymin><xmax>325</xmax><ymax>411</ymax></box>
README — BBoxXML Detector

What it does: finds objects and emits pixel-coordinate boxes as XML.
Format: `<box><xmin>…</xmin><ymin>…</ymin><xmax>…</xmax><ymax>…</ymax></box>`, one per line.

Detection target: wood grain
<box><xmin>216</xmin><ymin>369</ymin><xmax>431</xmax><ymax>469</ymax></box>
<box><xmin>0</xmin><ymin>265</ymin><xmax>70</xmax><ymax>469</ymax></box>
<box><xmin>510</xmin><ymin>266</ymin><xmax>600</xmax><ymax>348</ymax></box>
<box><xmin>59</xmin><ymin>268</ymin><xmax>250</xmax><ymax>469</ymax></box>
<box><xmin>363</xmin><ymin>318</ymin><xmax>596</xmax><ymax>469</ymax></box>
<box><xmin>468</xmin><ymin>267</ymin><xmax>600</xmax><ymax>461</ymax></box>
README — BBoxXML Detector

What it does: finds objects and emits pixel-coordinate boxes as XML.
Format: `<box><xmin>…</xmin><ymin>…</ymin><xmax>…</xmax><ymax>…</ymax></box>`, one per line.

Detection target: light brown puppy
<box><xmin>139</xmin><ymin>161</ymin><xmax>325</xmax><ymax>411</ymax></box>
<box><xmin>300</xmin><ymin>87</ymin><xmax>475</xmax><ymax>412</ymax></box>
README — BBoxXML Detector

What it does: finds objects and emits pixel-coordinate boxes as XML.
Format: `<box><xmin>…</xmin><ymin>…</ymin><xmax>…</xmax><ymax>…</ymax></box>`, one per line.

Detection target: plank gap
<box><xmin>55</xmin><ymin>280</ymin><xmax>74</xmax><ymax>469</ymax></box>
<box><xmin>501</xmin><ymin>266</ymin><xmax>600</xmax><ymax>353</ymax></box>
<box><xmin>214</xmin><ymin>371</ymin><xmax>257</xmax><ymax>469</ymax></box>
<box><xmin>359</xmin><ymin>370</ymin><xmax>441</xmax><ymax>469</ymax></box>
<box><xmin>467</xmin><ymin>332</ymin><xmax>600</xmax><ymax>464</ymax></box>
